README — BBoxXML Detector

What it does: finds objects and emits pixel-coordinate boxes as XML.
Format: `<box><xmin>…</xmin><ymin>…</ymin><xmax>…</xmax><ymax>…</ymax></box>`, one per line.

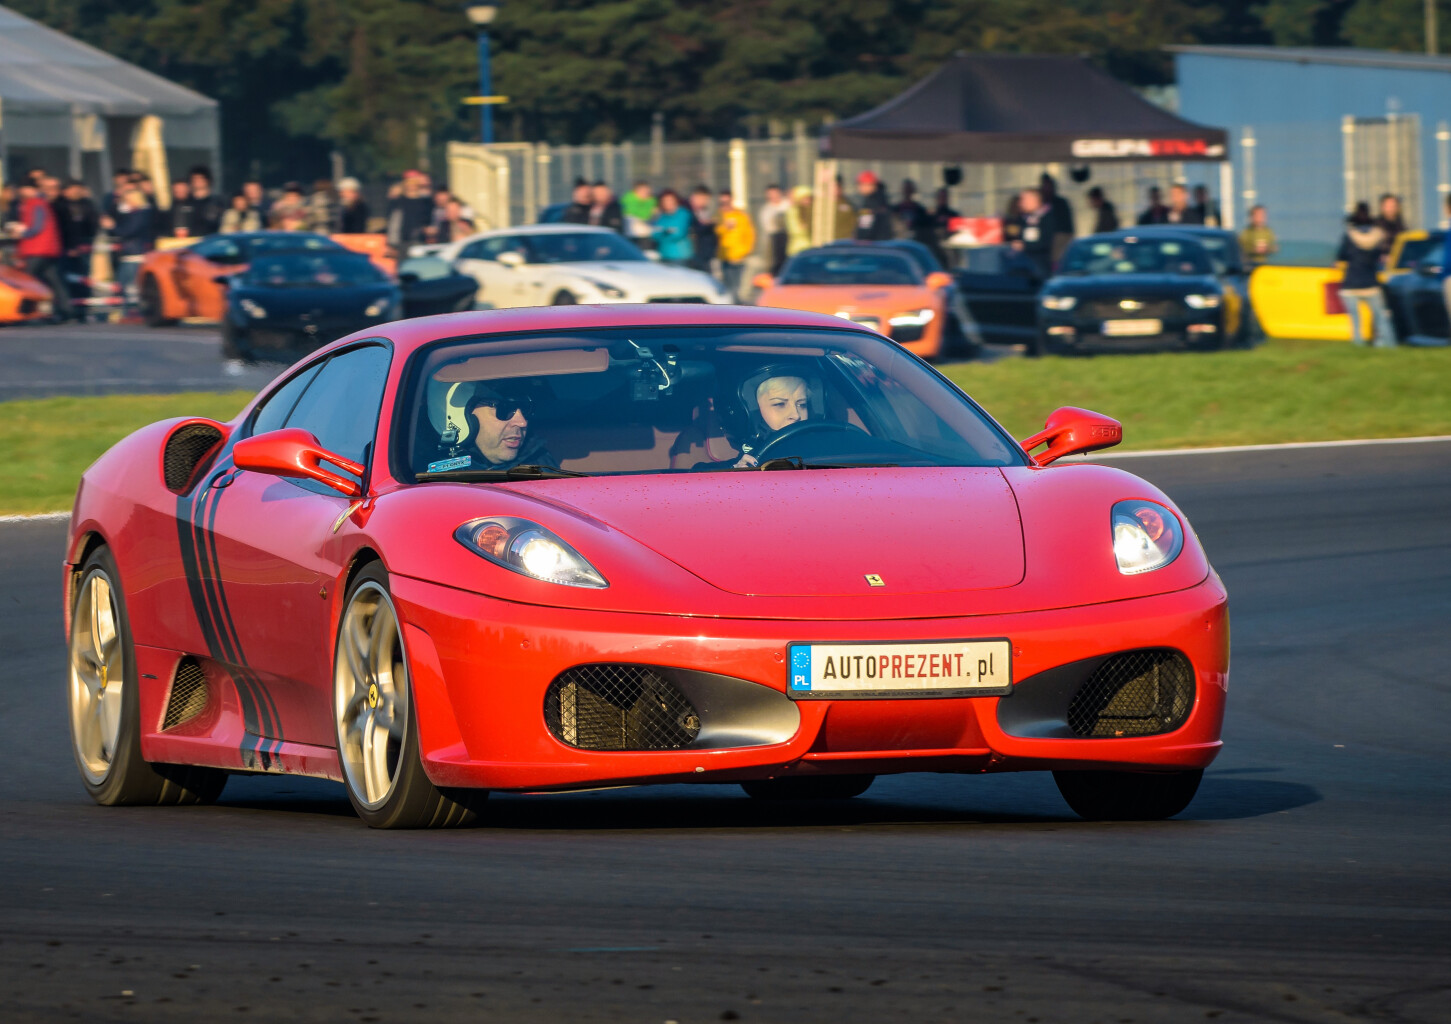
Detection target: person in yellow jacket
<box><xmin>785</xmin><ymin>185</ymin><xmax>813</xmax><ymax>257</ymax></box>
<box><xmin>715</xmin><ymin>189</ymin><xmax>756</xmax><ymax>302</ymax></box>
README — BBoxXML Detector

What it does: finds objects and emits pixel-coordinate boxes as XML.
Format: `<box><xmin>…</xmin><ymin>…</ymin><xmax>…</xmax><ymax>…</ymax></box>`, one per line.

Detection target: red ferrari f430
<box><xmin>64</xmin><ymin>305</ymin><xmax>1228</xmax><ymax>827</ymax></box>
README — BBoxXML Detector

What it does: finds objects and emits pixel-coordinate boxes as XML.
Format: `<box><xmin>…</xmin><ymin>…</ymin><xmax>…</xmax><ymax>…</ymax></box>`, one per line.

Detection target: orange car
<box><xmin>754</xmin><ymin>244</ymin><xmax>972</xmax><ymax>359</ymax></box>
<box><xmin>0</xmin><ymin>260</ymin><xmax>53</xmax><ymax>324</ymax></box>
<box><xmin>136</xmin><ymin>231</ymin><xmax>391</xmax><ymax>326</ymax></box>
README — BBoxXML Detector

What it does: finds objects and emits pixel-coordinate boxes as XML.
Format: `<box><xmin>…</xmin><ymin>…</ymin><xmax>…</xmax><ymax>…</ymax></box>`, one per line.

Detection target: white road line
<box><xmin>0</xmin><ymin>511</ymin><xmax>69</xmax><ymax>524</ymax></box>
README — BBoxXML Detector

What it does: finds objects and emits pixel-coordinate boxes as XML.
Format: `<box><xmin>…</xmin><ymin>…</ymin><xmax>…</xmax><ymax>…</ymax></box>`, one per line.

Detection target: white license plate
<box><xmin>1102</xmin><ymin>318</ymin><xmax>1162</xmax><ymax>337</ymax></box>
<box><xmin>788</xmin><ymin>640</ymin><xmax>1012</xmax><ymax>698</ymax></box>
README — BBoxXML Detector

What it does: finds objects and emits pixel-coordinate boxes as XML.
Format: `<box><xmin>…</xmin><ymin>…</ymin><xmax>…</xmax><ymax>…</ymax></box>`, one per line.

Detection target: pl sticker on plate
<box><xmin>787</xmin><ymin>640</ymin><xmax>1012</xmax><ymax>699</ymax></box>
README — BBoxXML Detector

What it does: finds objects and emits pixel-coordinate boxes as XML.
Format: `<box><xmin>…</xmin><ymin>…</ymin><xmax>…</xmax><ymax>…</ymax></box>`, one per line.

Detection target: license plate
<box><xmin>787</xmin><ymin>640</ymin><xmax>1012</xmax><ymax>698</ymax></box>
<box><xmin>1102</xmin><ymin>318</ymin><xmax>1162</xmax><ymax>336</ymax></box>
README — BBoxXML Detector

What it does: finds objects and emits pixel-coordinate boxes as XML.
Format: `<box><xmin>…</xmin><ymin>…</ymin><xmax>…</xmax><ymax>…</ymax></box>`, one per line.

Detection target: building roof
<box><xmin>1168</xmin><ymin>45</ymin><xmax>1451</xmax><ymax>74</ymax></box>
<box><xmin>0</xmin><ymin>4</ymin><xmax>215</xmax><ymax>117</ymax></box>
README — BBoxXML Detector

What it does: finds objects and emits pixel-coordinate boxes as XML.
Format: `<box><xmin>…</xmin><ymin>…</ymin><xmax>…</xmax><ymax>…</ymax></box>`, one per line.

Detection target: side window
<box><xmin>283</xmin><ymin>345</ymin><xmax>392</xmax><ymax>474</ymax></box>
<box><xmin>459</xmin><ymin>240</ymin><xmax>491</xmax><ymax>261</ymax></box>
<box><xmin>250</xmin><ymin>362</ymin><xmax>324</xmax><ymax>436</ymax></box>
<box><xmin>193</xmin><ymin>237</ymin><xmax>244</xmax><ymax>264</ymax></box>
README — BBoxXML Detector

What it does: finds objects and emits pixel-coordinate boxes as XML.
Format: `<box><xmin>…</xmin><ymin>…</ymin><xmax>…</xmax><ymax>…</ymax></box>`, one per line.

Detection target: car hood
<box><xmin>762</xmin><ymin>284</ymin><xmax>934</xmax><ymax>314</ymax></box>
<box><xmin>506</xmin><ymin>468</ymin><xmax>1023</xmax><ymax>597</ymax></box>
<box><xmin>234</xmin><ymin>282</ymin><xmax>397</xmax><ymax>316</ymax></box>
<box><xmin>560</xmin><ymin>261</ymin><xmax>718</xmax><ymax>292</ymax></box>
<box><xmin>1046</xmin><ymin>274</ymin><xmax>1217</xmax><ymax>297</ymax></box>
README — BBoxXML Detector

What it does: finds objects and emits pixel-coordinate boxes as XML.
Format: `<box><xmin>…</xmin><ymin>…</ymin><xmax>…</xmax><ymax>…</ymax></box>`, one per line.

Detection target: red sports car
<box><xmin>64</xmin><ymin>305</ymin><xmax>1228</xmax><ymax>828</ymax></box>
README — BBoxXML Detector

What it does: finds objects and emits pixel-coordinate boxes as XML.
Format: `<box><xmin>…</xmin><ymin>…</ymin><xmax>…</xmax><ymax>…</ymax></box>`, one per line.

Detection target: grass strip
<box><xmin>942</xmin><ymin>339</ymin><xmax>1451</xmax><ymax>450</ymax></box>
<box><xmin>0</xmin><ymin>392</ymin><xmax>252</xmax><ymax>516</ymax></box>
<box><xmin>0</xmin><ymin>341</ymin><xmax>1448</xmax><ymax>516</ymax></box>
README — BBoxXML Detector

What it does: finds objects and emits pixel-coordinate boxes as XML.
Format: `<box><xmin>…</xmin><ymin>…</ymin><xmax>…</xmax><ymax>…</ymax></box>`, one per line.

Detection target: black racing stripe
<box><xmin>199</xmin><ymin>478</ymin><xmax>285</xmax><ymax>760</ymax></box>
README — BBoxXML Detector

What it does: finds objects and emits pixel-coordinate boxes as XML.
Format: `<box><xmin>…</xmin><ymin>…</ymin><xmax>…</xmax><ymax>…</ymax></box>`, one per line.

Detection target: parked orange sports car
<box><xmin>136</xmin><ymin>232</ymin><xmax>382</xmax><ymax>326</ymax></box>
<box><xmin>0</xmin><ymin>259</ymin><xmax>53</xmax><ymax>324</ymax></box>
<box><xmin>754</xmin><ymin>245</ymin><xmax>971</xmax><ymax>359</ymax></box>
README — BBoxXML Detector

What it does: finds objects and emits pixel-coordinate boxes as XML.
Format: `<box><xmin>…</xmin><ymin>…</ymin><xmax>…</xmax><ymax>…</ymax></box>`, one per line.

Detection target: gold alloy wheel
<box><xmin>334</xmin><ymin>581</ymin><xmax>410</xmax><ymax>809</ymax></box>
<box><xmin>68</xmin><ymin>569</ymin><xmax>126</xmax><ymax>785</ymax></box>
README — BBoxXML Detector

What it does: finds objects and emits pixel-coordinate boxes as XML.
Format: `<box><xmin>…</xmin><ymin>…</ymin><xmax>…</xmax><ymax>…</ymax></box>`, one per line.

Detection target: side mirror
<box><xmin>497</xmin><ymin>251</ymin><xmax>525</xmax><ymax>268</ymax></box>
<box><xmin>925</xmin><ymin>271</ymin><xmax>953</xmax><ymax>290</ymax></box>
<box><xmin>1020</xmin><ymin>406</ymin><xmax>1122</xmax><ymax>466</ymax></box>
<box><xmin>398</xmin><ymin>272</ymin><xmax>420</xmax><ymax>285</ymax></box>
<box><xmin>752</xmin><ymin>273</ymin><xmax>775</xmax><ymax>291</ymax></box>
<box><xmin>231</xmin><ymin>428</ymin><xmax>365</xmax><ymax>496</ymax></box>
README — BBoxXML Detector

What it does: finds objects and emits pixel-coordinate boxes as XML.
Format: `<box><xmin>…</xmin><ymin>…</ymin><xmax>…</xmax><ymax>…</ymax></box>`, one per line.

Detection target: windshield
<box><xmin>245</xmin><ymin>251</ymin><xmax>385</xmax><ymax>287</ymax></box>
<box><xmin>780</xmin><ymin>251</ymin><xmax>923</xmax><ymax>286</ymax></box>
<box><xmin>397</xmin><ymin>326</ymin><xmax>1021</xmax><ymax>480</ymax></box>
<box><xmin>526</xmin><ymin>232</ymin><xmax>646</xmax><ymax>264</ymax></box>
<box><xmin>249</xmin><ymin>234</ymin><xmax>341</xmax><ymax>255</ymax></box>
<box><xmin>399</xmin><ymin>256</ymin><xmax>454</xmax><ymax>281</ymax></box>
<box><xmin>1060</xmin><ymin>238</ymin><xmax>1213</xmax><ymax>276</ymax></box>
<box><xmin>1395</xmin><ymin>233</ymin><xmax>1445</xmax><ymax>269</ymax></box>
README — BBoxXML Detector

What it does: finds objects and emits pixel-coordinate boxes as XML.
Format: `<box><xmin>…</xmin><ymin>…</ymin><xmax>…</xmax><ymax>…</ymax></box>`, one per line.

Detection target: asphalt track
<box><xmin>1</xmin><ymin>441</ymin><xmax>1448</xmax><ymax>1023</ymax></box>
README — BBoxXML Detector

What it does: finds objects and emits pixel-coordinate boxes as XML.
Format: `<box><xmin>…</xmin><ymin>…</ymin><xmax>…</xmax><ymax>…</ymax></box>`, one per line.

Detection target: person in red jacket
<box><xmin>12</xmin><ymin>180</ymin><xmax>72</xmax><ymax>321</ymax></box>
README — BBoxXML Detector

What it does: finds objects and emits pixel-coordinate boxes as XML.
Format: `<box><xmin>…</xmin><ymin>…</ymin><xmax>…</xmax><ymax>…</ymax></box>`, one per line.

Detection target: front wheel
<box><xmin>219</xmin><ymin>319</ymin><xmax>248</xmax><ymax>361</ymax></box>
<box><xmin>1053</xmin><ymin>769</ymin><xmax>1203</xmax><ymax>821</ymax></box>
<box><xmin>334</xmin><ymin>563</ymin><xmax>484</xmax><ymax>828</ymax></box>
<box><xmin>741</xmin><ymin>775</ymin><xmax>875</xmax><ymax>800</ymax></box>
<box><xmin>68</xmin><ymin>546</ymin><xmax>226</xmax><ymax>806</ymax></box>
<box><xmin>139</xmin><ymin>276</ymin><xmax>173</xmax><ymax>327</ymax></box>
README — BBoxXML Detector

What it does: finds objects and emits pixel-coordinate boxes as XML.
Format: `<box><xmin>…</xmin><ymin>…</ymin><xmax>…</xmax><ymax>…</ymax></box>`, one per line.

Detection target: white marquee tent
<box><xmin>0</xmin><ymin>4</ymin><xmax>219</xmax><ymax>195</ymax></box>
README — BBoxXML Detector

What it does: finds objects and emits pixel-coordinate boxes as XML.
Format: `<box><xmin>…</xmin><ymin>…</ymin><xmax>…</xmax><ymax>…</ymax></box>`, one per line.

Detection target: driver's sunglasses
<box><xmin>484</xmin><ymin>398</ymin><xmax>533</xmax><ymax>421</ymax></box>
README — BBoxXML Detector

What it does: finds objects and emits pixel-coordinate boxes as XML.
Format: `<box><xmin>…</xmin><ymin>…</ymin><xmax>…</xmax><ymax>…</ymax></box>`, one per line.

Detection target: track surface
<box><xmin>0</xmin><ymin>323</ymin><xmax>283</xmax><ymax>399</ymax></box>
<box><xmin>2</xmin><ymin>442</ymin><xmax>1448</xmax><ymax>1023</ymax></box>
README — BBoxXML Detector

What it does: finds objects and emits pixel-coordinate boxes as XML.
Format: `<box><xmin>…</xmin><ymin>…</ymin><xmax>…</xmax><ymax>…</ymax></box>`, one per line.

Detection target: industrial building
<box><xmin>1174</xmin><ymin>45</ymin><xmax>1451</xmax><ymax>252</ymax></box>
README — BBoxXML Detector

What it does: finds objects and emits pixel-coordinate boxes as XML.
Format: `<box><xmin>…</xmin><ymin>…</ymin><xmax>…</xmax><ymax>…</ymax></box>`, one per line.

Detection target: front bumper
<box><xmin>390</xmin><ymin>574</ymin><xmax>1229</xmax><ymax>791</ymax></box>
<box><xmin>1039</xmin><ymin>309</ymin><xmax>1222</xmax><ymax>350</ymax></box>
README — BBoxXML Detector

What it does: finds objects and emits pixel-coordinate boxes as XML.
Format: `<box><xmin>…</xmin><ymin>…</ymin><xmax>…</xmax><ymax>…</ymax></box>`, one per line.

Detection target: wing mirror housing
<box><xmin>1021</xmin><ymin>407</ymin><xmax>1123</xmax><ymax>466</ymax></box>
<box><xmin>497</xmin><ymin>250</ymin><xmax>525</xmax><ymax>269</ymax></box>
<box><xmin>752</xmin><ymin>273</ymin><xmax>775</xmax><ymax>291</ymax></box>
<box><xmin>1416</xmin><ymin>259</ymin><xmax>1443</xmax><ymax>277</ymax></box>
<box><xmin>231</xmin><ymin>428</ymin><xmax>365</xmax><ymax>496</ymax></box>
<box><xmin>925</xmin><ymin>271</ymin><xmax>953</xmax><ymax>289</ymax></box>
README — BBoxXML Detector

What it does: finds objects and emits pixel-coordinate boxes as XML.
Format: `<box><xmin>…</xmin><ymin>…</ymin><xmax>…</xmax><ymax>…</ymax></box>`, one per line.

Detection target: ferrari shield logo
<box><xmin>864</xmin><ymin>574</ymin><xmax>885</xmax><ymax>587</ymax></box>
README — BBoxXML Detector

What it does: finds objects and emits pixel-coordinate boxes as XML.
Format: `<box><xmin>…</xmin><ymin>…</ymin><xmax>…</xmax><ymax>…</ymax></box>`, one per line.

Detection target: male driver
<box><xmin>467</xmin><ymin>387</ymin><xmax>556</xmax><ymax>469</ymax></box>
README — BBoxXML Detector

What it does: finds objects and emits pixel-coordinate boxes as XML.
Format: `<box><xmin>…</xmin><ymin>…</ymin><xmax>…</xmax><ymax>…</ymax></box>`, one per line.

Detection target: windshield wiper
<box><xmin>417</xmin><ymin>464</ymin><xmax>589</xmax><ymax>482</ymax></box>
<box><xmin>756</xmin><ymin>457</ymin><xmax>900</xmax><ymax>471</ymax></box>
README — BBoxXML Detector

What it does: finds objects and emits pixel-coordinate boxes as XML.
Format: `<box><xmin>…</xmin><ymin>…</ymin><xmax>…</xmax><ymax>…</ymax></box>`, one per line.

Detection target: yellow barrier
<box><xmin>1249</xmin><ymin>265</ymin><xmax>1357</xmax><ymax>341</ymax></box>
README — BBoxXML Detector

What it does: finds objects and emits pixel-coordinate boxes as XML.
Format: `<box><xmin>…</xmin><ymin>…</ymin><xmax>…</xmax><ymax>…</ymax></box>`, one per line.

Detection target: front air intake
<box><xmin>545</xmin><ymin>664</ymin><xmax>702</xmax><ymax>751</ymax></box>
<box><xmin>1066</xmin><ymin>649</ymin><xmax>1194</xmax><ymax>738</ymax></box>
<box><xmin>162</xmin><ymin>658</ymin><xmax>210</xmax><ymax>729</ymax></box>
<box><xmin>163</xmin><ymin>423</ymin><xmax>224</xmax><ymax>492</ymax></box>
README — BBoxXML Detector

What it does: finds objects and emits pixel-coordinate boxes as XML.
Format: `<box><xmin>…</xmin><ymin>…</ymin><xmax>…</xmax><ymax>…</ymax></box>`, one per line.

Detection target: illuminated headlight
<box><xmin>1111</xmin><ymin>500</ymin><xmax>1185</xmax><ymax>575</ymax></box>
<box><xmin>364</xmin><ymin>298</ymin><xmax>393</xmax><ymax>317</ymax></box>
<box><xmin>455</xmin><ymin>517</ymin><xmax>608</xmax><ymax>588</ymax></box>
<box><xmin>1040</xmin><ymin>294</ymin><xmax>1077</xmax><ymax>311</ymax></box>
<box><xmin>1183</xmin><ymin>293</ymin><xmax>1221</xmax><ymax>309</ymax></box>
<box><xmin>239</xmin><ymin>298</ymin><xmax>268</xmax><ymax>319</ymax></box>
<box><xmin>583</xmin><ymin>278</ymin><xmax>626</xmax><ymax>299</ymax></box>
<box><xmin>888</xmin><ymin>308</ymin><xmax>936</xmax><ymax>326</ymax></box>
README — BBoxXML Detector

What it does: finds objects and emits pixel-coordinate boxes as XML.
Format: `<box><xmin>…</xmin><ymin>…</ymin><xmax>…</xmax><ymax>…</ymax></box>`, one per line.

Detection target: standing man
<box><xmin>13</xmin><ymin>180</ymin><xmax>73</xmax><ymax>321</ymax></box>
<box><xmin>1192</xmin><ymin>184</ymin><xmax>1221</xmax><ymax>227</ymax></box>
<box><xmin>853</xmin><ymin>170</ymin><xmax>894</xmax><ymax>241</ymax></box>
<box><xmin>242</xmin><ymin>180</ymin><xmax>270</xmax><ymax>225</ymax></box>
<box><xmin>714</xmin><ymin>189</ymin><xmax>755</xmax><ymax>302</ymax></box>
<box><xmin>1136</xmin><ymin>186</ymin><xmax>1168</xmax><ymax>225</ymax></box>
<box><xmin>1007</xmin><ymin>187</ymin><xmax>1057</xmax><ymax>280</ymax></box>
<box><xmin>187</xmin><ymin>167</ymin><xmax>224</xmax><ymax>237</ymax></box>
<box><xmin>896</xmin><ymin>180</ymin><xmax>939</xmax><ymax>258</ymax></box>
<box><xmin>561</xmin><ymin>179</ymin><xmax>592</xmax><ymax>224</ymax></box>
<box><xmin>588</xmin><ymin>181</ymin><xmax>624</xmax><ymax>233</ymax></box>
<box><xmin>760</xmin><ymin>184</ymin><xmax>792</xmax><ymax>275</ymax></box>
<box><xmin>1239</xmin><ymin>204</ymin><xmax>1277</xmax><ymax>266</ymax></box>
<box><xmin>1086</xmin><ymin>187</ymin><xmax>1119</xmax><ymax>233</ymax></box>
<box><xmin>687</xmin><ymin>187</ymin><xmax>717</xmax><ymax>274</ymax></box>
<box><xmin>335</xmin><ymin>177</ymin><xmax>370</xmax><ymax>233</ymax></box>
<box><xmin>1164</xmin><ymin>183</ymin><xmax>1202</xmax><ymax>226</ymax></box>
<box><xmin>831</xmin><ymin>176</ymin><xmax>857</xmax><ymax>240</ymax></box>
<box><xmin>54</xmin><ymin>178</ymin><xmax>99</xmax><ymax>308</ymax></box>
<box><xmin>621</xmin><ymin>180</ymin><xmax>658</xmax><ymax>250</ymax></box>
<box><xmin>1038</xmin><ymin>173</ymin><xmax>1076</xmax><ymax>262</ymax></box>
<box><xmin>157</xmin><ymin>180</ymin><xmax>193</xmax><ymax>238</ymax></box>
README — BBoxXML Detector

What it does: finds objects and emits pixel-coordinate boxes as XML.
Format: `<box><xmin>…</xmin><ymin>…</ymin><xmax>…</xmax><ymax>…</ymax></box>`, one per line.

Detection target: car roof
<box><xmin>1078</xmin><ymin>230</ymin><xmax>1211</xmax><ymax>250</ymax></box>
<box><xmin>456</xmin><ymin>224</ymin><xmax>623</xmax><ymax>241</ymax></box>
<box><xmin>314</xmin><ymin>304</ymin><xmax>880</xmax><ymax>362</ymax></box>
<box><xmin>220</xmin><ymin>231</ymin><xmax>337</xmax><ymax>242</ymax></box>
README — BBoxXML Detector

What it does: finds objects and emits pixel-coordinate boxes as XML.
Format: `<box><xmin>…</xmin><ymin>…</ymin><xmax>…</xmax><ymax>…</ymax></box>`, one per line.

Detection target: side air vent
<box><xmin>1066</xmin><ymin>649</ymin><xmax>1194</xmax><ymax>738</ymax></box>
<box><xmin>545</xmin><ymin>664</ymin><xmax>702</xmax><ymax>751</ymax></box>
<box><xmin>162</xmin><ymin>658</ymin><xmax>210</xmax><ymax>730</ymax></box>
<box><xmin>163</xmin><ymin>422</ymin><xmax>224</xmax><ymax>492</ymax></box>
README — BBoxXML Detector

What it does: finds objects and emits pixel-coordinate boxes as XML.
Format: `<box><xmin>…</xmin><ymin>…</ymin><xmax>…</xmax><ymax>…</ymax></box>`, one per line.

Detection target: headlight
<box><xmin>583</xmin><ymin>278</ymin><xmax>626</xmax><ymax>299</ymax></box>
<box><xmin>455</xmin><ymin>517</ymin><xmax>608</xmax><ymax>588</ymax></box>
<box><xmin>1040</xmin><ymin>295</ymin><xmax>1077</xmax><ymax>311</ymax></box>
<box><xmin>1111</xmin><ymin>500</ymin><xmax>1185</xmax><ymax>575</ymax></box>
<box><xmin>888</xmin><ymin>308</ymin><xmax>936</xmax><ymax>326</ymax></box>
<box><xmin>239</xmin><ymin>298</ymin><xmax>268</xmax><ymax>319</ymax></box>
<box><xmin>1183</xmin><ymin>293</ymin><xmax>1221</xmax><ymax>309</ymax></box>
<box><xmin>364</xmin><ymin>298</ymin><xmax>393</xmax><ymax>317</ymax></box>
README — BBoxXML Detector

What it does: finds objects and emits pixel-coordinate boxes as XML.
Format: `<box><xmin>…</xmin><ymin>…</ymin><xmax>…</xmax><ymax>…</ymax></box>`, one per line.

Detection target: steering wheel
<box><xmin>752</xmin><ymin>420</ymin><xmax>867</xmax><ymax>462</ymax></box>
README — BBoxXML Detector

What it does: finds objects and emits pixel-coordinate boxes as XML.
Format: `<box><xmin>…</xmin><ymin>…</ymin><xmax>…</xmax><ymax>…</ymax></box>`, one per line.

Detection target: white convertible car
<box><xmin>437</xmin><ymin>225</ymin><xmax>730</xmax><ymax>307</ymax></box>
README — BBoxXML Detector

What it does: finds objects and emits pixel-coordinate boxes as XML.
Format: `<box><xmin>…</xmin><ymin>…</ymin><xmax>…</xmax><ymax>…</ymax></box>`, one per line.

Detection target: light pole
<box><xmin>465</xmin><ymin>4</ymin><xmax>500</xmax><ymax>144</ymax></box>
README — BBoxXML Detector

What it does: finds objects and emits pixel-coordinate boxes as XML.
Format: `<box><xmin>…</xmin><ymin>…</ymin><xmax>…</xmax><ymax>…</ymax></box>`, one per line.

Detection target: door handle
<box><xmin>209</xmin><ymin>470</ymin><xmax>239</xmax><ymax>489</ymax></box>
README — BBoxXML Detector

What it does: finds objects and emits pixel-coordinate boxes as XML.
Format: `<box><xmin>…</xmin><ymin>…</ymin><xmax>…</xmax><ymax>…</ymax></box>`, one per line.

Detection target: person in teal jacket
<box><xmin>651</xmin><ymin>189</ymin><xmax>695</xmax><ymax>265</ymax></box>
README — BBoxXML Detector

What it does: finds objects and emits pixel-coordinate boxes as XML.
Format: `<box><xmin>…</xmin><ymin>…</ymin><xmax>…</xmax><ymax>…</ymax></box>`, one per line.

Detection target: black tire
<box><xmin>1025</xmin><ymin>331</ymin><xmax>1046</xmax><ymax>357</ymax></box>
<box><xmin>334</xmin><ymin>562</ymin><xmax>486</xmax><ymax>828</ymax></box>
<box><xmin>741</xmin><ymin>774</ymin><xmax>875</xmax><ymax>801</ymax></box>
<box><xmin>551</xmin><ymin>290</ymin><xmax>577</xmax><ymax>305</ymax></box>
<box><xmin>68</xmin><ymin>546</ymin><xmax>227</xmax><ymax>806</ymax></box>
<box><xmin>942</xmin><ymin>315</ymin><xmax>978</xmax><ymax>360</ymax></box>
<box><xmin>1053</xmin><ymin>768</ymin><xmax>1203</xmax><ymax>821</ymax></box>
<box><xmin>219</xmin><ymin>320</ymin><xmax>248</xmax><ymax>361</ymax></box>
<box><xmin>139</xmin><ymin>275</ymin><xmax>172</xmax><ymax>327</ymax></box>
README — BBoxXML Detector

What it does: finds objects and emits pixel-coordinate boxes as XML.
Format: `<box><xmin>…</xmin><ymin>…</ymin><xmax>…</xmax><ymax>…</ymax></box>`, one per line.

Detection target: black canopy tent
<box><xmin>825</xmin><ymin>54</ymin><xmax>1227</xmax><ymax>164</ymax></box>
